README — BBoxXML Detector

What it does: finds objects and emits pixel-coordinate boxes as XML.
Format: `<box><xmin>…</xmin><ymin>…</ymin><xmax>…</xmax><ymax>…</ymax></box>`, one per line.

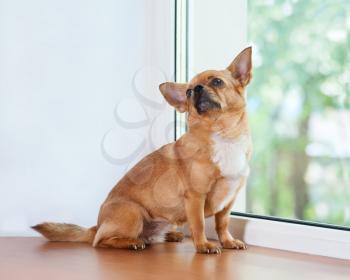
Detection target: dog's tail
<box><xmin>31</xmin><ymin>222</ymin><xmax>97</xmax><ymax>244</ymax></box>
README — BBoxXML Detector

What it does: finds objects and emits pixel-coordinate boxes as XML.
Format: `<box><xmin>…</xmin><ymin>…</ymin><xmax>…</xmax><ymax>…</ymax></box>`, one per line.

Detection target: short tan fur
<box><xmin>33</xmin><ymin>47</ymin><xmax>253</xmax><ymax>254</ymax></box>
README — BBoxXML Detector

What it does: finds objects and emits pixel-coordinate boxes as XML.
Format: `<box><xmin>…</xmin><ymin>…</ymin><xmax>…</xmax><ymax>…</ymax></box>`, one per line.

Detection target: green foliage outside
<box><xmin>247</xmin><ymin>0</ymin><xmax>350</xmax><ymax>226</ymax></box>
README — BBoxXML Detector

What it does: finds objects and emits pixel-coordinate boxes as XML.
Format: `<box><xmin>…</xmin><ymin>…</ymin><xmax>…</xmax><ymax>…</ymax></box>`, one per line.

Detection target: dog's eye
<box><xmin>211</xmin><ymin>78</ymin><xmax>223</xmax><ymax>87</ymax></box>
<box><xmin>186</xmin><ymin>89</ymin><xmax>193</xmax><ymax>98</ymax></box>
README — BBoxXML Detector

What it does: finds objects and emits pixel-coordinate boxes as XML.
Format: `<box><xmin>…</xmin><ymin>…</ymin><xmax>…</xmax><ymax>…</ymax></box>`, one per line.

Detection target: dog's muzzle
<box><xmin>193</xmin><ymin>85</ymin><xmax>221</xmax><ymax>114</ymax></box>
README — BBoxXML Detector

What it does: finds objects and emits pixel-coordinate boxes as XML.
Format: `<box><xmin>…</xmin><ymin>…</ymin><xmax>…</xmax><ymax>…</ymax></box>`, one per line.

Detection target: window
<box><xmin>247</xmin><ymin>0</ymin><xmax>350</xmax><ymax>227</ymax></box>
<box><xmin>178</xmin><ymin>0</ymin><xmax>350</xmax><ymax>228</ymax></box>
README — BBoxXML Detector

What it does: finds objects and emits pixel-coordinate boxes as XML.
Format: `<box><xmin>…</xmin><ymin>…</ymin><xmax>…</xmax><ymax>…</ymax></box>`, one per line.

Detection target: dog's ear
<box><xmin>227</xmin><ymin>47</ymin><xmax>252</xmax><ymax>87</ymax></box>
<box><xmin>159</xmin><ymin>82</ymin><xmax>188</xmax><ymax>112</ymax></box>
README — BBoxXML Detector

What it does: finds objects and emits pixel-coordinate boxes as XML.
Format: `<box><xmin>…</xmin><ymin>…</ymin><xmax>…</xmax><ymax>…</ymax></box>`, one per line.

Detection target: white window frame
<box><xmin>205</xmin><ymin>215</ymin><xmax>350</xmax><ymax>260</ymax></box>
<box><xmin>176</xmin><ymin>0</ymin><xmax>350</xmax><ymax>260</ymax></box>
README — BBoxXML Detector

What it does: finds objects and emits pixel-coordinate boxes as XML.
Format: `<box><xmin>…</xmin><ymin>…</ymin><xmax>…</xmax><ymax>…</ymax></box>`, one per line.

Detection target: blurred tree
<box><xmin>247</xmin><ymin>0</ymin><xmax>350</xmax><ymax>225</ymax></box>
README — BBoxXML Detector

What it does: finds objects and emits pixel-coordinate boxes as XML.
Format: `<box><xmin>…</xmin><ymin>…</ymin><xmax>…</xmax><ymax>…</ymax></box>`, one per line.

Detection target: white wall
<box><xmin>0</xmin><ymin>0</ymin><xmax>174</xmax><ymax>235</ymax></box>
<box><xmin>189</xmin><ymin>0</ymin><xmax>247</xmax><ymax>75</ymax></box>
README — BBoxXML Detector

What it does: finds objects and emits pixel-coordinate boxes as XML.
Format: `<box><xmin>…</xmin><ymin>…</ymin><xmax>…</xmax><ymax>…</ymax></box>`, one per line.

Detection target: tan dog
<box><xmin>33</xmin><ymin>47</ymin><xmax>253</xmax><ymax>254</ymax></box>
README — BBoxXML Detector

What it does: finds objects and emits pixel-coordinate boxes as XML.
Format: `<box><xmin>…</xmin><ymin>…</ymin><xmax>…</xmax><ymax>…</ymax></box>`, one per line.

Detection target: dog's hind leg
<box><xmin>92</xmin><ymin>201</ymin><xmax>146</xmax><ymax>250</ymax></box>
<box><xmin>98</xmin><ymin>237</ymin><xmax>146</xmax><ymax>250</ymax></box>
<box><xmin>165</xmin><ymin>225</ymin><xmax>184</xmax><ymax>242</ymax></box>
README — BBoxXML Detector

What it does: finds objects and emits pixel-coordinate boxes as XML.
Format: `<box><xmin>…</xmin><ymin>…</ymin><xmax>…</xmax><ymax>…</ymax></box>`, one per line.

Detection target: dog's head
<box><xmin>159</xmin><ymin>47</ymin><xmax>252</xmax><ymax>126</ymax></box>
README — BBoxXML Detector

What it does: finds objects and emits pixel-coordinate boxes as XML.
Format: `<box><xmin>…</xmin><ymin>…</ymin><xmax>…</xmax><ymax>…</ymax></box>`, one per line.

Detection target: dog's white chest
<box><xmin>211</xmin><ymin>133</ymin><xmax>250</xmax><ymax>179</ymax></box>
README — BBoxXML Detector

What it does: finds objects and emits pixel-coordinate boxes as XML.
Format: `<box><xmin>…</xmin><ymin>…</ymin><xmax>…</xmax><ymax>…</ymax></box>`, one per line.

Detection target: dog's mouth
<box><xmin>194</xmin><ymin>92</ymin><xmax>221</xmax><ymax>114</ymax></box>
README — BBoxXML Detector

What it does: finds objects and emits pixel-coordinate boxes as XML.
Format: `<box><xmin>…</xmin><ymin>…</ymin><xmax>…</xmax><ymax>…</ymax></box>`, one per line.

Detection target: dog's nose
<box><xmin>194</xmin><ymin>85</ymin><xmax>204</xmax><ymax>94</ymax></box>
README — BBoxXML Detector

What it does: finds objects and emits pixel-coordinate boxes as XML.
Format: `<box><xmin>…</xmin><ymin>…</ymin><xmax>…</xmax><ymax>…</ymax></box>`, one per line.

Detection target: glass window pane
<box><xmin>183</xmin><ymin>0</ymin><xmax>350</xmax><ymax>228</ymax></box>
<box><xmin>247</xmin><ymin>0</ymin><xmax>350</xmax><ymax>226</ymax></box>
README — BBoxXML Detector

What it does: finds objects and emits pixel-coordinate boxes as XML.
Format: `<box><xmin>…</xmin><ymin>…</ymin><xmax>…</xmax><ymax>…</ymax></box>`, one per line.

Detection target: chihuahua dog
<box><xmin>33</xmin><ymin>47</ymin><xmax>253</xmax><ymax>254</ymax></box>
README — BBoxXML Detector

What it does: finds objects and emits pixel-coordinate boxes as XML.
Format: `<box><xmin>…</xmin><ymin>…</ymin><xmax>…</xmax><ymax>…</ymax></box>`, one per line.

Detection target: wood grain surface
<box><xmin>0</xmin><ymin>237</ymin><xmax>349</xmax><ymax>280</ymax></box>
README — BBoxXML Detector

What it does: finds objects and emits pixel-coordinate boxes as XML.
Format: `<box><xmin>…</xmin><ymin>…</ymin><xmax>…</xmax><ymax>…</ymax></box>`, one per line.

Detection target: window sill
<box><xmin>204</xmin><ymin>214</ymin><xmax>350</xmax><ymax>260</ymax></box>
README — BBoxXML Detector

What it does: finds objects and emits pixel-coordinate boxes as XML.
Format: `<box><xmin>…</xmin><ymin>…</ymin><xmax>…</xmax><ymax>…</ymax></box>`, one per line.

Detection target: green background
<box><xmin>247</xmin><ymin>0</ymin><xmax>350</xmax><ymax>226</ymax></box>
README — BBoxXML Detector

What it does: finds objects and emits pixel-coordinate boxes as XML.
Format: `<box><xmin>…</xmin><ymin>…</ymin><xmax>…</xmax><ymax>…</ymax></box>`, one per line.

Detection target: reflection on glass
<box><xmin>247</xmin><ymin>0</ymin><xmax>350</xmax><ymax>226</ymax></box>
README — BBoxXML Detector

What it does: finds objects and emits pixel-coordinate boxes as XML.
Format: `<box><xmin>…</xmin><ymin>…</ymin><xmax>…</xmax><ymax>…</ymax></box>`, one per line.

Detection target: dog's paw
<box><xmin>165</xmin><ymin>231</ymin><xmax>184</xmax><ymax>242</ymax></box>
<box><xmin>196</xmin><ymin>242</ymin><xmax>221</xmax><ymax>254</ymax></box>
<box><xmin>221</xmin><ymin>239</ymin><xmax>247</xmax><ymax>250</ymax></box>
<box><xmin>128</xmin><ymin>240</ymin><xmax>146</xmax><ymax>251</ymax></box>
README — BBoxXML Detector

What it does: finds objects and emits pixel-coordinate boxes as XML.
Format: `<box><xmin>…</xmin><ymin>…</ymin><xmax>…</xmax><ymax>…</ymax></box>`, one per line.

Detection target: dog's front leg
<box><xmin>185</xmin><ymin>192</ymin><xmax>221</xmax><ymax>254</ymax></box>
<box><xmin>215</xmin><ymin>202</ymin><xmax>247</xmax><ymax>250</ymax></box>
